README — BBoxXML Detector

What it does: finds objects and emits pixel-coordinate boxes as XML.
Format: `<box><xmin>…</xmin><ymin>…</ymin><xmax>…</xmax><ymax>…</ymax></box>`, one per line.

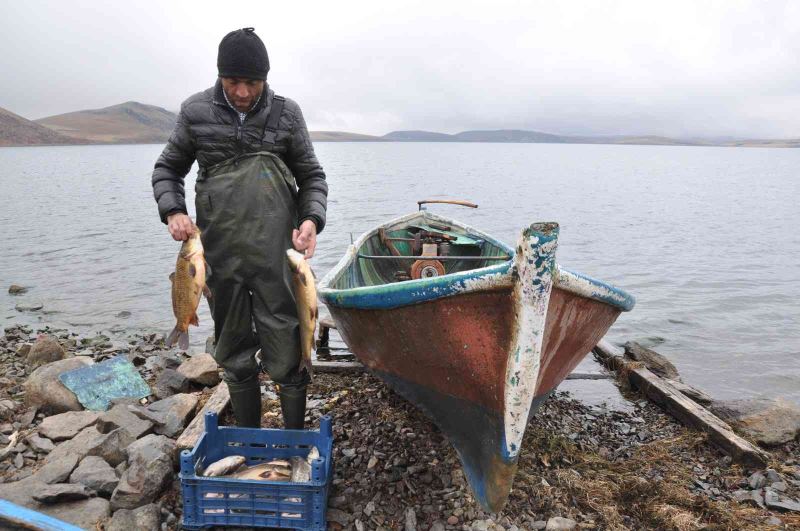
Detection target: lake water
<box><xmin>0</xmin><ymin>143</ymin><xmax>798</xmax><ymax>405</ymax></box>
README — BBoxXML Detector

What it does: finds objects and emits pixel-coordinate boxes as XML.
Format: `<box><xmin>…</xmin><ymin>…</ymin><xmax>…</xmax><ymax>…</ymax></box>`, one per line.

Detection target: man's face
<box><xmin>221</xmin><ymin>77</ymin><xmax>265</xmax><ymax>113</ymax></box>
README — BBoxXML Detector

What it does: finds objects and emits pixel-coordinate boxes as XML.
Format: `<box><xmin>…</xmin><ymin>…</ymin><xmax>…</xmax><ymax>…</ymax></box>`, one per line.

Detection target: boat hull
<box><xmin>327</xmin><ymin>285</ymin><xmax>621</xmax><ymax>510</ymax></box>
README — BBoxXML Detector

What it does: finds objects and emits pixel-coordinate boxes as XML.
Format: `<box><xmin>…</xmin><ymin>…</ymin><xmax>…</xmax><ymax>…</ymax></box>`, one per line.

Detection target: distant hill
<box><xmin>0</xmin><ymin>106</ymin><xmax>74</xmax><ymax>147</ymax></box>
<box><xmin>383</xmin><ymin>130</ymin><xmax>457</xmax><ymax>141</ymax></box>
<box><xmin>36</xmin><ymin>102</ymin><xmax>177</xmax><ymax>144</ymax></box>
<box><xmin>311</xmin><ymin>131</ymin><xmax>383</xmax><ymax>142</ymax></box>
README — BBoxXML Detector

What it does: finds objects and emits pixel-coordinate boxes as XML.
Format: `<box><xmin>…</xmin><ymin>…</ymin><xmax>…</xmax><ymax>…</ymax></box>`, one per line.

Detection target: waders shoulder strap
<box><xmin>261</xmin><ymin>95</ymin><xmax>286</xmax><ymax>145</ymax></box>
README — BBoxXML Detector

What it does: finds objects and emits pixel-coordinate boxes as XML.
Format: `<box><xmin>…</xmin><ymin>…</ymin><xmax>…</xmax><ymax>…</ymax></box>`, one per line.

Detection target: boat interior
<box><xmin>331</xmin><ymin>214</ymin><xmax>512</xmax><ymax>290</ymax></box>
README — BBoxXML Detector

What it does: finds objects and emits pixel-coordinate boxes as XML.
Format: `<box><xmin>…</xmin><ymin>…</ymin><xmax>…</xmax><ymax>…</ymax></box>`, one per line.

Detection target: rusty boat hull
<box><xmin>318</xmin><ymin>212</ymin><xmax>635</xmax><ymax>511</ymax></box>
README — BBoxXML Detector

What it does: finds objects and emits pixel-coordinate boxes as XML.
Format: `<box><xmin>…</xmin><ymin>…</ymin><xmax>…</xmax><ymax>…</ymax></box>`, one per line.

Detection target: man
<box><xmin>152</xmin><ymin>28</ymin><xmax>328</xmax><ymax>430</ymax></box>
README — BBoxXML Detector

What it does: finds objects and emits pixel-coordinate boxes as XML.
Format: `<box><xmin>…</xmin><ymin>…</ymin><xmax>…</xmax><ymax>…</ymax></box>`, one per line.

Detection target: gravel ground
<box><xmin>0</xmin><ymin>323</ymin><xmax>798</xmax><ymax>530</ymax></box>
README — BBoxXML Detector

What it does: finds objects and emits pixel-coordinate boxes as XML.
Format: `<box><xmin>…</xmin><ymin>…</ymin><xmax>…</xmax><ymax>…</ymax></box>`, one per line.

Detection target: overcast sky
<box><xmin>1</xmin><ymin>0</ymin><xmax>798</xmax><ymax>138</ymax></box>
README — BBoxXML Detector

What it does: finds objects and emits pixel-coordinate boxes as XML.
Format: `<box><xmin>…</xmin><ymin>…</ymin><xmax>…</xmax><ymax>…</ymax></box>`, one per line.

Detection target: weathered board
<box><xmin>176</xmin><ymin>382</ymin><xmax>230</xmax><ymax>452</ymax></box>
<box><xmin>593</xmin><ymin>339</ymin><xmax>769</xmax><ymax>468</ymax></box>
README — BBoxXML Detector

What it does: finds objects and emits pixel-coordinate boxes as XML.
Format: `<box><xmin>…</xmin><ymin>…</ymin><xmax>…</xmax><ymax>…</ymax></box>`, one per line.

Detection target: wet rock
<box><xmin>27</xmin><ymin>433</ymin><xmax>55</xmax><ymax>453</ymax></box>
<box><xmin>38</xmin><ymin>410</ymin><xmax>101</xmax><ymax>441</ymax></box>
<box><xmin>97</xmin><ymin>403</ymin><xmax>154</xmax><ymax>439</ymax></box>
<box><xmin>24</xmin><ymin>357</ymin><xmax>93</xmax><ymax>413</ymax></box>
<box><xmin>110</xmin><ymin>434</ymin><xmax>175</xmax><ymax>510</ymax></box>
<box><xmin>15</xmin><ymin>301</ymin><xmax>43</xmax><ymax>312</ymax></box>
<box><xmin>33</xmin><ymin>453</ymin><xmax>81</xmax><ymax>484</ymax></box>
<box><xmin>147</xmin><ymin>393</ymin><xmax>199</xmax><ymax>438</ymax></box>
<box><xmin>154</xmin><ymin>368</ymin><xmax>190</xmax><ymax>399</ymax></box>
<box><xmin>31</xmin><ymin>482</ymin><xmax>91</xmax><ymax>504</ymax></box>
<box><xmin>26</xmin><ymin>335</ymin><xmax>66</xmax><ymax>367</ymax></box>
<box><xmin>8</xmin><ymin>284</ymin><xmax>28</xmax><ymax>295</ymax></box>
<box><xmin>545</xmin><ymin>517</ymin><xmax>577</xmax><ymax>530</ymax></box>
<box><xmin>624</xmin><ymin>341</ymin><xmax>680</xmax><ymax>380</ymax></box>
<box><xmin>107</xmin><ymin>503</ymin><xmax>161</xmax><ymax>531</ymax></box>
<box><xmin>70</xmin><ymin>456</ymin><xmax>119</xmax><ymax>496</ymax></box>
<box><xmin>45</xmin><ymin>426</ymin><xmax>132</xmax><ymax>467</ymax></box>
<box><xmin>710</xmin><ymin>398</ymin><xmax>800</xmax><ymax>446</ymax></box>
<box><xmin>115</xmin><ymin>310</ymin><xmax>132</xmax><ymax>319</ymax></box>
<box><xmin>177</xmin><ymin>353</ymin><xmax>220</xmax><ymax>386</ymax></box>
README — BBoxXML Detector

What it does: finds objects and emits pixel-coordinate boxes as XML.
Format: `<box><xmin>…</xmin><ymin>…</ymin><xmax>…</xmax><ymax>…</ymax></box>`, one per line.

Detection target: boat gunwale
<box><xmin>318</xmin><ymin>212</ymin><xmax>635</xmax><ymax>312</ymax></box>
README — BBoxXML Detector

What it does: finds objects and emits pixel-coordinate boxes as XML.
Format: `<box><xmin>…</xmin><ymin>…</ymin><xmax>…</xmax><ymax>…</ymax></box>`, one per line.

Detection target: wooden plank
<box><xmin>593</xmin><ymin>339</ymin><xmax>769</xmax><ymax>468</ymax></box>
<box><xmin>176</xmin><ymin>382</ymin><xmax>230</xmax><ymax>452</ymax></box>
<box><xmin>312</xmin><ymin>360</ymin><xmax>365</xmax><ymax>374</ymax></box>
<box><xmin>565</xmin><ymin>372</ymin><xmax>612</xmax><ymax>380</ymax></box>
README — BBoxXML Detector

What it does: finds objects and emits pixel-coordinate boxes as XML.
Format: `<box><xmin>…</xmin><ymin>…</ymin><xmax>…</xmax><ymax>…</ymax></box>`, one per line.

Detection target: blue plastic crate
<box><xmin>180</xmin><ymin>412</ymin><xmax>333</xmax><ymax>530</ymax></box>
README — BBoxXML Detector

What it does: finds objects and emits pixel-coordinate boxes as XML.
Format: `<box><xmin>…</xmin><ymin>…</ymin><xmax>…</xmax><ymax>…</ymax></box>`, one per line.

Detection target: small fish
<box><xmin>166</xmin><ymin>230</ymin><xmax>210</xmax><ymax>350</ymax></box>
<box><xmin>202</xmin><ymin>455</ymin><xmax>246</xmax><ymax>477</ymax></box>
<box><xmin>232</xmin><ymin>462</ymin><xmax>292</xmax><ymax>482</ymax></box>
<box><xmin>286</xmin><ymin>249</ymin><xmax>318</xmax><ymax>375</ymax></box>
<box><xmin>290</xmin><ymin>456</ymin><xmax>311</xmax><ymax>482</ymax></box>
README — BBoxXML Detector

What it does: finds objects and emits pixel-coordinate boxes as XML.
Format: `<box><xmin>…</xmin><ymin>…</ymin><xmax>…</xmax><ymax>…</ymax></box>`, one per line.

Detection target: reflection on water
<box><xmin>0</xmin><ymin>143</ymin><xmax>798</xmax><ymax>404</ymax></box>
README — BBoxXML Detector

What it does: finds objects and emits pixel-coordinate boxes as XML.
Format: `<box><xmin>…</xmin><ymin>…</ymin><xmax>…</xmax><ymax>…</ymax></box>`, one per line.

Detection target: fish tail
<box><xmin>299</xmin><ymin>355</ymin><xmax>314</xmax><ymax>377</ymax></box>
<box><xmin>166</xmin><ymin>326</ymin><xmax>190</xmax><ymax>350</ymax></box>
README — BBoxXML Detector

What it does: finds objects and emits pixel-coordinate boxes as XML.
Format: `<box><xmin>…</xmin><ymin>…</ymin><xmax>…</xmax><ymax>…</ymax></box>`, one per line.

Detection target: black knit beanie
<box><xmin>217</xmin><ymin>28</ymin><xmax>270</xmax><ymax>80</ymax></box>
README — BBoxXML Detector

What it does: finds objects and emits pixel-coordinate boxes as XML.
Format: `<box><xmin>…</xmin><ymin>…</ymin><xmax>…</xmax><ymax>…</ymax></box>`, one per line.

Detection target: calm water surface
<box><xmin>0</xmin><ymin>143</ymin><xmax>798</xmax><ymax>404</ymax></box>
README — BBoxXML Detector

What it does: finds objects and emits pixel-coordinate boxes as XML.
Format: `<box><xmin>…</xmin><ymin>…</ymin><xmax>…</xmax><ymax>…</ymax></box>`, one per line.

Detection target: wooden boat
<box><xmin>317</xmin><ymin>201</ymin><xmax>635</xmax><ymax>512</ymax></box>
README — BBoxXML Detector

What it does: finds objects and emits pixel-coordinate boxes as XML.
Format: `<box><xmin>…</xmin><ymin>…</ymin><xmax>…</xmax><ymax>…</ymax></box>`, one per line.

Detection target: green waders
<box><xmin>195</xmin><ymin>151</ymin><xmax>310</xmax><ymax>429</ymax></box>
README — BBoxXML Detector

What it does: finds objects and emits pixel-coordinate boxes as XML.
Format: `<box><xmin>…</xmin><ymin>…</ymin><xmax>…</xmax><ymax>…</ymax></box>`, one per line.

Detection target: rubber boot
<box><xmin>278</xmin><ymin>385</ymin><xmax>307</xmax><ymax>430</ymax></box>
<box><xmin>228</xmin><ymin>378</ymin><xmax>262</xmax><ymax>428</ymax></box>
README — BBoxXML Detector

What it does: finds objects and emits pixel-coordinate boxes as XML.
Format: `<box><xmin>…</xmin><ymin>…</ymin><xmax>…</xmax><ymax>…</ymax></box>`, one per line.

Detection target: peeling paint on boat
<box><xmin>555</xmin><ymin>267</ymin><xmax>636</xmax><ymax>311</ymax></box>
<box><xmin>503</xmin><ymin>223</ymin><xmax>558</xmax><ymax>459</ymax></box>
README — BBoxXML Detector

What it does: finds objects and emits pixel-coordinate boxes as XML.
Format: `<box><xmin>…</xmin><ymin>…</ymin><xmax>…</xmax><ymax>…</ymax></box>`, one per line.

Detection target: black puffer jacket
<box><xmin>152</xmin><ymin>80</ymin><xmax>328</xmax><ymax>232</ymax></box>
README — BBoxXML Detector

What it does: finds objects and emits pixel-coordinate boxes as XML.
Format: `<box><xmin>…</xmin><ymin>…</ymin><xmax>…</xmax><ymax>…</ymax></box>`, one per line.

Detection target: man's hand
<box><xmin>292</xmin><ymin>219</ymin><xmax>317</xmax><ymax>259</ymax></box>
<box><xmin>167</xmin><ymin>213</ymin><xmax>195</xmax><ymax>241</ymax></box>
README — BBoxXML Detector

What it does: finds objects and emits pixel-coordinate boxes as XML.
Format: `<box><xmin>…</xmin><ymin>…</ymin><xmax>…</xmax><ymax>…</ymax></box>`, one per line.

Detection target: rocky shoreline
<box><xmin>0</xmin><ymin>323</ymin><xmax>798</xmax><ymax>530</ymax></box>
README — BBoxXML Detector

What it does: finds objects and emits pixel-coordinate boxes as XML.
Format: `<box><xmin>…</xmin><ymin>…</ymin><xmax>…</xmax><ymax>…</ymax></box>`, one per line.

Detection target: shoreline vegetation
<box><xmin>1</xmin><ymin>102</ymin><xmax>799</xmax><ymax>148</ymax></box>
<box><xmin>0</xmin><ymin>315</ymin><xmax>798</xmax><ymax>529</ymax></box>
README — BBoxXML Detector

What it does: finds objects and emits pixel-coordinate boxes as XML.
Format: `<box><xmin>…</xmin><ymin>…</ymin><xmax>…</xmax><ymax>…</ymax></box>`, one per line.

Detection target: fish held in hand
<box><xmin>203</xmin><ymin>455</ymin><xmax>246</xmax><ymax>477</ymax></box>
<box><xmin>167</xmin><ymin>230</ymin><xmax>210</xmax><ymax>350</ymax></box>
<box><xmin>286</xmin><ymin>249</ymin><xmax>318</xmax><ymax>375</ymax></box>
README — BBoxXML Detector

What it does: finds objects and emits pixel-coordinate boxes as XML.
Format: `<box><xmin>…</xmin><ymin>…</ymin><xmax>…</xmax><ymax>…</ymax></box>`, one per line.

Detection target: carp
<box><xmin>286</xmin><ymin>249</ymin><xmax>317</xmax><ymax>375</ymax></box>
<box><xmin>167</xmin><ymin>230</ymin><xmax>210</xmax><ymax>350</ymax></box>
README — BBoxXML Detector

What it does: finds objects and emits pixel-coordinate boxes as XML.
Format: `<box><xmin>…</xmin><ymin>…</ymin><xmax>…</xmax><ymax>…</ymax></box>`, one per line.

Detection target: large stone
<box><xmin>0</xmin><ymin>476</ymin><xmax>110</xmax><ymax>528</ymax></box>
<box><xmin>154</xmin><ymin>368</ymin><xmax>190</xmax><ymax>399</ymax></box>
<box><xmin>106</xmin><ymin>503</ymin><xmax>162</xmax><ymax>531</ymax></box>
<box><xmin>45</xmin><ymin>426</ymin><xmax>132</xmax><ymax>467</ymax></box>
<box><xmin>39</xmin><ymin>410</ymin><xmax>101</xmax><ymax>441</ymax></box>
<box><xmin>96</xmin><ymin>403</ymin><xmax>153</xmax><ymax>440</ymax></box>
<box><xmin>24</xmin><ymin>357</ymin><xmax>93</xmax><ymax>413</ymax></box>
<box><xmin>110</xmin><ymin>434</ymin><xmax>175</xmax><ymax>510</ymax></box>
<box><xmin>624</xmin><ymin>341</ymin><xmax>680</xmax><ymax>380</ymax></box>
<box><xmin>33</xmin><ymin>453</ymin><xmax>81</xmax><ymax>484</ymax></box>
<box><xmin>147</xmin><ymin>393</ymin><xmax>199</xmax><ymax>438</ymax></box>
<box><xmin>26</xmin><ymin>335</ymin><xmax>66</xmax><ymax>367</ymax></box>
<box><xmin>70</xmin><ymin>456</ymin><xmax>119</xmax><ymax>496</ymax></box>
<box><xmin>27</xmin><ymin>433</ymin><xmax>55</xmax><ymax>453</ymax></box>
<box><xmin>8</xmin><ymin>284</ymin><xmax>28</xmax><ymax>295</ymax></box>
<box><xmin>710</xmin><ymin>398</ymin><xmax>800</xmax><ymax>446</ymax></box>
<box><xmin>177</xmin><ymin>353</ymin><xmax>221</xmax><ymax>386</ymax></box>
<box><xmin>31</xmin><ymin>482</ymin><xmax>91</xmax><ymax>504</ymax></box>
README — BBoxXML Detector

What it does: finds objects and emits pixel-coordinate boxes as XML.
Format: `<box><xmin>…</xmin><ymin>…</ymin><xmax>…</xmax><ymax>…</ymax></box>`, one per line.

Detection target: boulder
<box><xmin>45</xmin><ymin>426</ymin><xmax>132</xmax><ymax>467</ymax></box>
<box><xmin>8</xmin><ymin>284</ymin><xmax>28</xmax><ymax>295</ymax></box>
<box><xmin>177</xmin><ymin>353</ymin><xmax>221</xmax><ymax>386</ymax></box>
<box><xmin>69</xmin><ymin>456</ymin><xmax>119</xmax><ymax>496</ymax></box>
<box><xmin>624</xmin><ymin>341</ymin><xmax>680</xmax><ymax>380</ymax></box>
<box><xmin>97</xmin><ymin>403</ymin><xmax>153</xmax><ymax>440</ymax></box>
<box><xmin>31</xmin><ymin>482</ymin><xmax>91</xmax><ymax>504</ymax></box>
<box><xmin>106</xmin><ymin>503</ymin><xmax>162</xmax><ymax>531</ymax></box>
<box><xmin>0</xmin><ymin>476</ymin><xmax>109</xmax><ymax>528</ymax></box>
<box><xmin>154</xmin><ymin>368</ymin><xmax>190</xmax><ymax>399</ymax></box>
<box><xmin>710</xmin><ymin>398</ymin><xmax>800</xmax><ymax>446</ymax></box>
<box><xmin>110</xmin><ymin>434</ymin><xmax>175</xmax><ymax>510</ymax></box>
<box><xmin>26</xmin><ymin>335</ymin><xmax>66</xmax><ymax>367</ymax></box>
<box><xmin>147</xmin><ymin>393</ymin><xmax>199</xmax><ymax>438</ymax></box>
<box><xmin>33</xmin><ymin>453</ymin><xmax>81</xmax><ymax>484</ymax></box>
<box><xmin>24</xmin><ymin>357</ymin><xmax>93</xmax><ymax>413</ymax></box>
<box><xmin>38</xmin><ymin>410</ymin><xmax>101</xmax><ymax>441</ymax></box>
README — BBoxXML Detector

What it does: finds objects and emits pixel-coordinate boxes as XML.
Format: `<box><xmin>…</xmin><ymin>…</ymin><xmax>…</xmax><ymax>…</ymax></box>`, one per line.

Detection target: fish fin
<box><xmin>190</xmin><ymin>313</ymin><xmax>199</xmax><ymax>326</ymax></box>
<box><xmin>178</xmin><ymin>331</ymin><xmax>189</xmax><ymax>351</ymax></box>
<box><xmin>203</xmin><ymin>285</ymin><xmax>212</xmax><ymax>299</ymax></box>
<box><xmin>189</xmin><ymin>263</ymin><xmax>196</xmax><ymax>277</ymax></box>
<box><xmin>298</xmin><ymin>272</ymin><xmax>307</xmax><ymax>286</ymax></box>
<box><xmin>299</xmin><ymin>357</ymin><xmax>314</xmax><ymax>378</ymax></box>
<box><xmin>204</xmin><ymin>260</ymin><xmax>212</xmax><ymax>276</ymax></box>
<box><xmin>166</xmin><ymin>326</ymin><xmax>181</xmax><ymax>347</ymax></box>
<box><xmin>169</xmin><ymin>272</ymin><xmax>175</xmax><ymax>283</ymax></box>
<box><xmin>310</xmin><ymin>268</ymin><xmax>317</xmax><ymax>280</ymax></box>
